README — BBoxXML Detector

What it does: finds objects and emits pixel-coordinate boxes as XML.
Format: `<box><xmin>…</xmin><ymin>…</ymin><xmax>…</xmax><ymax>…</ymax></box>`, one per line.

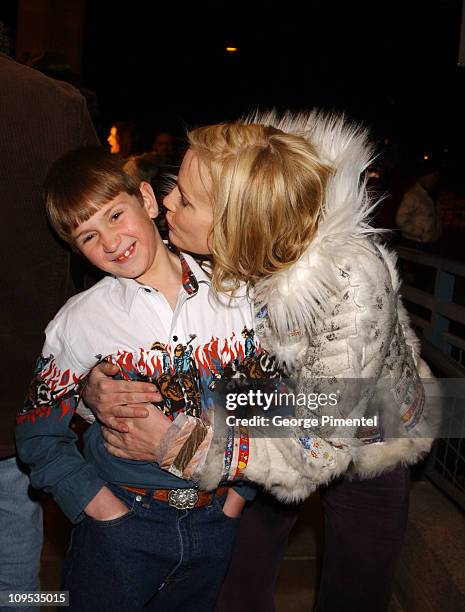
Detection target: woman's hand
<box><xmin>84</xmin><ymin>485</ymin><xmax>130</xmax><ymax>521</ymax></box>
<box><xmin>82</xmin><ymin>361</ymin><xmax>162</xmax><ymax>432</ymax></box>
<box><xmin>102</xmin><ymin>407</ymin><xmax>172</xmax><ymax>461</ymax></box>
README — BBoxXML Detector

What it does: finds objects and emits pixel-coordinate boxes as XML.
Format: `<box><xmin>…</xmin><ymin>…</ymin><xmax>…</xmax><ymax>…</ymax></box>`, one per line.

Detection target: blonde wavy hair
<box><xmin>188</xmin><ymin>116</ymin><xmax>333</xmax><ymax>292</ymax></box>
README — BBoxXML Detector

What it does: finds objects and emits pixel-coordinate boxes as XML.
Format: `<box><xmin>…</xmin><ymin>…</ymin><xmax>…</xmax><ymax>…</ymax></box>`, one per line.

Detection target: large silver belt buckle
<box><xmin>168</xmin><ymin>487</ymin><xmax>199</xmax><ymax>510</ymax></box>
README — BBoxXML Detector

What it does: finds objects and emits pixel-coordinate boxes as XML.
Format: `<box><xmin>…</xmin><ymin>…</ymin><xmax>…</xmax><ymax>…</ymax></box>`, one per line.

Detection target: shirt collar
<box><xmin>179</xmin><ymin>251</ymin><xmax>211</xmax><ymax>288</ymax></box>
<box><xmin>112</xmin><ymin>250</ymin><xmax>210</xmax><ymax>314</ymax></box>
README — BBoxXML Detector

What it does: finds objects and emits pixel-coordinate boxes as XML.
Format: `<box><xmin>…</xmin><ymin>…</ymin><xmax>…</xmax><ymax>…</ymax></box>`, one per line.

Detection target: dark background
<box><xmin>2</xmin><ymin>1</ymin><xmax>464</xmax><ymax>148</ymax></box>
<box><xmin>78</xmin><ymin>0</ymin><xmax>464</xmax><ymax>151</ymax></box>
<box><xmin>1</xmin><ymin>1</ymin><xmax>464</xmax><ymax>168</ymax></box>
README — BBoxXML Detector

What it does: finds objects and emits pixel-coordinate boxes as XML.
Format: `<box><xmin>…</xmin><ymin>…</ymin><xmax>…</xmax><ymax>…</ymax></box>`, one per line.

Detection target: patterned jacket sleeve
<box><xmin>15</xmin><ymin>315</ymin><xmax>106</xmax><ymax>523</ymax></box>
<box><xmin>152</xmin><ymin>407</ymin><xmax>352</xmax><ymax>502</ymax></box>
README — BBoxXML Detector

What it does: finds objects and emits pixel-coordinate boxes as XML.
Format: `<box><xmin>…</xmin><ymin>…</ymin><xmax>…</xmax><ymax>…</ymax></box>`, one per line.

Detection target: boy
<box><xmin>15</xmin><ymin>147</ymin><xmax>251</xmax><ymax>611</ymax></box>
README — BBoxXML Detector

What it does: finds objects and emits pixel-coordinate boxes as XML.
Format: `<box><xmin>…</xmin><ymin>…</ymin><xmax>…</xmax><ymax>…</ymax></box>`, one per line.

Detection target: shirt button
<box><xmin>135</xmin><ymin>495</ymin><xmax>143</xmax><ymax>502</ymax></box>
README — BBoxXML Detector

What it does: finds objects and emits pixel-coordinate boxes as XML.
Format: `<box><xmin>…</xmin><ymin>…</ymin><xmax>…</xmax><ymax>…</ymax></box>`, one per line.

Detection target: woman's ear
<box><xmin>139</xmin><ymin>181</ymin><xmax>159</xmax><ymax>218</ymax></box>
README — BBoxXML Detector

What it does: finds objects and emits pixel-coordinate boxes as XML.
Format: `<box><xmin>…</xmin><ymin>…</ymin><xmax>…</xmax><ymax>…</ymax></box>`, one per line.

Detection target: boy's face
<box><xmin>72</xmin><ymin>183</ymin><xmax>161</xmax><ymax>282</ymax></box>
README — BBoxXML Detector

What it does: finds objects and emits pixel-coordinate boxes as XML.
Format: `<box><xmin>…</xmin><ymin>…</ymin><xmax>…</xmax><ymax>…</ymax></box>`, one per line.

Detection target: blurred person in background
<box><xmin>0</xmin><ymin>22</ymin><xmax>98</xmax><ymax>610</ymax></box>
<box><xmin>396</xmin><ymin>162</ymin><xmax>442</xmax><ymax>248</ymax></box>
<box><xmin>107</xmin><ymin>121</ymin><xmax>139</xmax><ymax>159</ymax></box>
<box><xmin>151</xmin><ymin>130</ymin><xmax>175</xmax><ymax>163</ymax></box>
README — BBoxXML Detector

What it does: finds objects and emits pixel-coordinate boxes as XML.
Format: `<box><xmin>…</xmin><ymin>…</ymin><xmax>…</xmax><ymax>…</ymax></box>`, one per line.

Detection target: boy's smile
<box><xmin>114</xmin><ymin>243</ymin><xmax>136</xmax><ymax>263</ymax></box>
<box><xmin>72</xmin><ymin>183</ymin><xmax>163</xmax><ymax>283</ymax></box>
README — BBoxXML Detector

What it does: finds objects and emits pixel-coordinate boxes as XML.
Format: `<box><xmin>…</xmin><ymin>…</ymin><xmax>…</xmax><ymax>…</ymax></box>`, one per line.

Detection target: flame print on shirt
<box><xmin>110</xmin><ymin>327</ymin><xmax>278</xmax><ymax>419</ymax></box>
<box><xmin>18</xmin><ymin>326</ymin><xmax>279</xmax><ymax>425</ymax></box>
<box><xmin>18</xmin><ymin>354</ymin><xmax>86</xmax><ymax>424</ymax></box>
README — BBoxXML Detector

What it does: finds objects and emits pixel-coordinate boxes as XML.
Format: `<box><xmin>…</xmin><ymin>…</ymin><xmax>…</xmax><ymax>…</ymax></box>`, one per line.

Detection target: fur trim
<box><xmin>350</xmin><ymin>357</ymin><xmax>439</xmax><ymax>478</ymax></box>
<box><xmin>193</xmin><ymin>434</ymin><xmax>228</xmax><ymax>491</ymax></box>
<box><xmin>193</xmin><ymin>415</ymin><xmax>353</xmax><ymax>502</ymax></box>
<box><xmin>192</xmin><ymin>410</ymin><xmax>228</xmax><ymax>491</ymax></box>
<box><xmin>349</xmin><ymin>438</ymin><xmax>433</xmax><ymax>480</ymax></box>
<box><xmin>248</xmin><ymin>111</ymin><xmax>384</xmax><ymax>344</ymax></box>
<box><xmin>243</xmin><ymin>435</ymin><xmax>352</xmax><ymax>503</ymax></box>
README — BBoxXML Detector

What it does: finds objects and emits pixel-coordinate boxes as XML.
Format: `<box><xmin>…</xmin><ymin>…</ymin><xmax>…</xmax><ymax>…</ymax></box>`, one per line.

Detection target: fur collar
<box><xmin>248</xmin><ymin>111</ymin><xmax>383</xmax><ymax>342</ymax></box>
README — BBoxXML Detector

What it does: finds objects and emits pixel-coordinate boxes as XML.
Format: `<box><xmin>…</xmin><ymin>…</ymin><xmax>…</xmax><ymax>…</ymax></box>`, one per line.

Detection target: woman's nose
<box><xmin>163</xmin><ymin>188</ymin><xmax>178</xmax><ymax>213</ymax></box>
<box><xmin>163</xmin><ymin>195</ymin><xmax>172</xmax><ymax>213</ymax></box>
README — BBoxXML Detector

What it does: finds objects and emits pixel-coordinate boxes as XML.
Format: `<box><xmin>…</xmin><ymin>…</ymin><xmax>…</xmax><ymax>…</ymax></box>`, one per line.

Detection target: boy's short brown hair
<box><xmin>44</xmin><ymin>146</ymin><xmax>144</xmax><ymax>244</ymax></box>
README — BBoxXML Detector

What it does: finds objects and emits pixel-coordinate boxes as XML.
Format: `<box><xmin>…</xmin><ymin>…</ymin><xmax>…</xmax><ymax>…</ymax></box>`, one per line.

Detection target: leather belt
<box><xmin>121</xmin><ymin>485</ymin><xmax>229</xmax><ymax>510</ymax></box>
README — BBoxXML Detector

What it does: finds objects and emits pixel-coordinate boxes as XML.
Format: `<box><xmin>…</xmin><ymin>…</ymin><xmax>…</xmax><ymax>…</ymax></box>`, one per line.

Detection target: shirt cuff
<box><xmin>51</xmin><ymin>463</ymin><xmax>107</xmax><ymax>524</ymax></box>
<box><xmin>231</xmin><ymin>481</ymin><xmax>258</xmax><ymax>501</ymax></box>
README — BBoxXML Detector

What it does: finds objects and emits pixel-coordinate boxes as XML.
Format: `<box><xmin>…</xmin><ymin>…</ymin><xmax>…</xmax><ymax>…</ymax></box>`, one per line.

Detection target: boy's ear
<box><xmin>139</xmin><ymin>181</ymin><xmax>158</xmax><ymax>219</ymax></box>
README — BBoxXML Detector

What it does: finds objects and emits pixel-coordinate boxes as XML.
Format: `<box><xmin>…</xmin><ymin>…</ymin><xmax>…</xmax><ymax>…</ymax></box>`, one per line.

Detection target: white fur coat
<box><xmin>193</xmin><ymin>111</ymin><xmax>438</xmax><ymax>502</ymax></box>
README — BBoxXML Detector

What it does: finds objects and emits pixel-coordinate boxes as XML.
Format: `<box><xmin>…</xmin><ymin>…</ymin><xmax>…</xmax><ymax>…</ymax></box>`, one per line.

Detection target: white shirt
<box><xmin>16</xmin><ymin>252</ymin><xmax>258</xmax><ymax>522</ymax></box>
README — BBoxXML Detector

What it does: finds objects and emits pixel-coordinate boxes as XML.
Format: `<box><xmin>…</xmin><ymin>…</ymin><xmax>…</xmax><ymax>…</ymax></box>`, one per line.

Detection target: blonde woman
<box><xmin>84</xmin><ymin>111</ymin><xmax>435</xmax><ymax>612</ymax></box>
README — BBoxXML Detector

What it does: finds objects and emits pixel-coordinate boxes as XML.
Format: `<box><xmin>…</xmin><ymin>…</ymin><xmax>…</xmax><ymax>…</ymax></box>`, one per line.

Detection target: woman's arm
<box><xmin>83</xmin><ymin>363</ymin><xmax>211</xmax><ymax>466</ymax></box>
<box><xmin>84</xmin><ymin>360</ymin><xmax>353</xmax><ymax>503</ymax></box>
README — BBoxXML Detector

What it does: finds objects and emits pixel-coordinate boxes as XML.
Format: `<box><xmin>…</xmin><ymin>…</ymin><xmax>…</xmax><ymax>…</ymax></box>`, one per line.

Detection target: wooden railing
<box><xmin>397</xmin><ymin>246</ymin><xmax>465</xmax><ymax>509</ymax></box>
<box><xmin>397</xmin><ymin>246</ymin><xmax>465</xmax><ymax>377</ymax></box>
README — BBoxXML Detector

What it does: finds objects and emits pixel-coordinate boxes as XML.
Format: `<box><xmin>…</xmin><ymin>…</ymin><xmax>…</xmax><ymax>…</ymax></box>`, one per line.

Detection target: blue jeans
<box><xmin>0</xmin><ymin>457</ymin><xmax>43</xmax><ymax>612</ymax></box>
<box><xmin>63</xmin><ymin>484</ymin><xmax>240</xmax><ymax>611</ymax></box>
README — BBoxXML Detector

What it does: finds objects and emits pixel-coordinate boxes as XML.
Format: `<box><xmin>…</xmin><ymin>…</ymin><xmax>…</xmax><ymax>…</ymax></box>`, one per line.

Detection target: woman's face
<box><xmin>164</xmin><ymin>148</ymin><xmax>214</xmax><ymax>255</ymax></box>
